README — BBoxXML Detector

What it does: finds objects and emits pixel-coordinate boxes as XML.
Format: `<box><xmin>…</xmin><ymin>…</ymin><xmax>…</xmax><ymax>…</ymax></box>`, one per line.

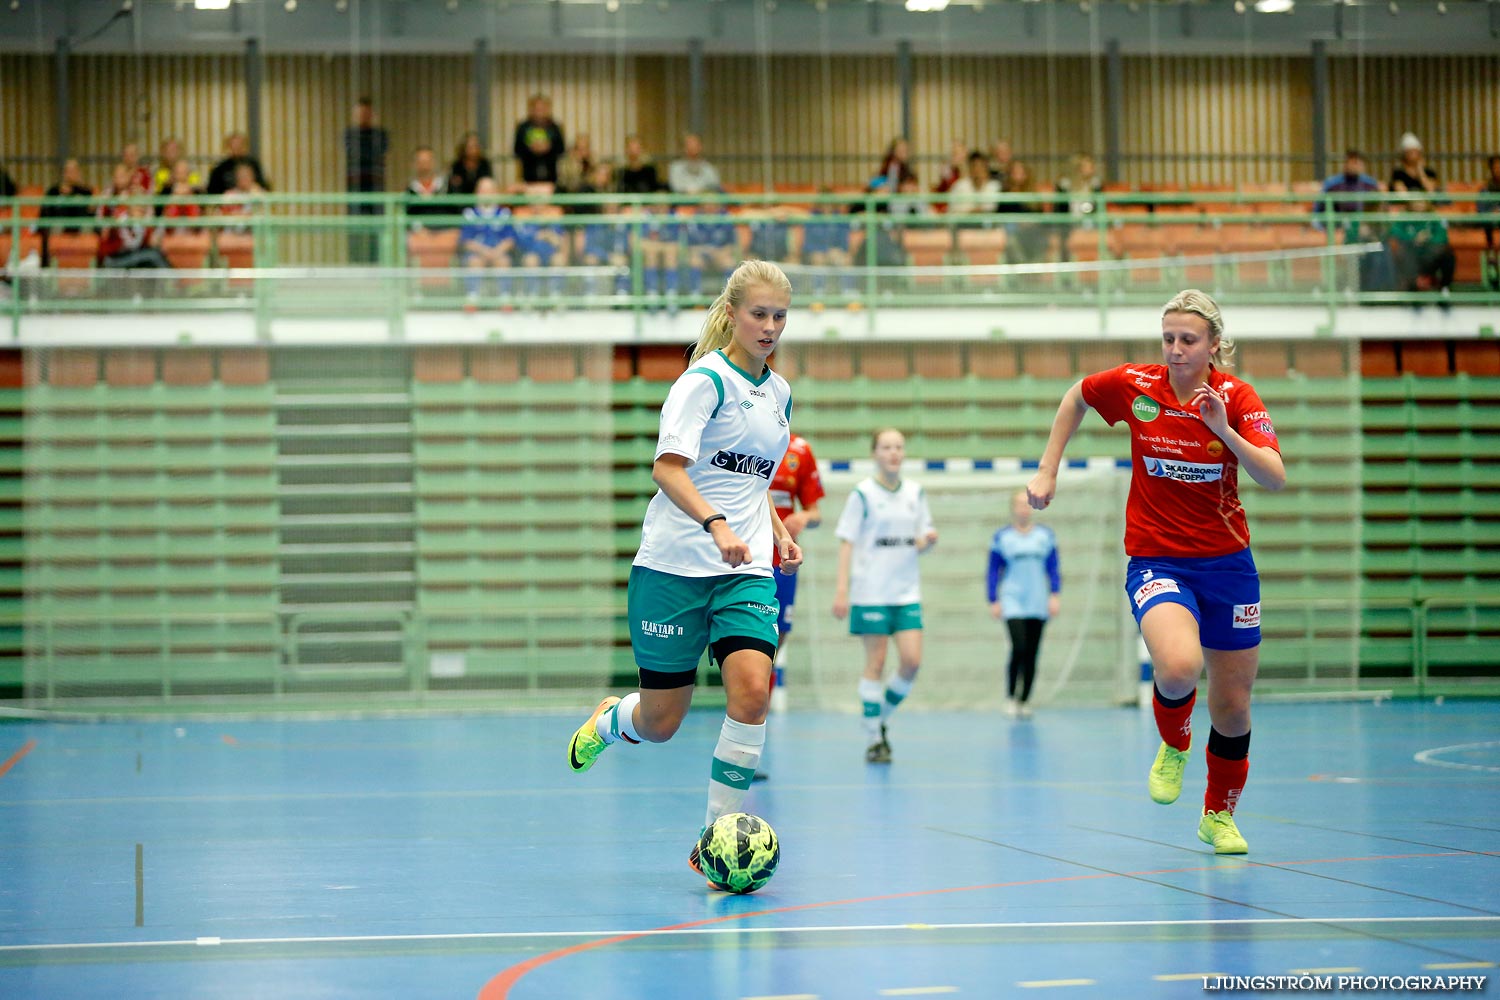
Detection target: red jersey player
<box><xmin>768</xmin><ymin>433</ymin><xmax>825</xmax><ymax>712</ymax></box>
<box><xmin>1026</xmin><ymin>289</ymin><xmax>1285</xmax><ymax>856</ymax></box>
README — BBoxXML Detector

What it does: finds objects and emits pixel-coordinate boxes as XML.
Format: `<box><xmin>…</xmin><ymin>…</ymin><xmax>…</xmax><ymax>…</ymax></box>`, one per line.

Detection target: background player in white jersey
<box><xmin>986</xmin><ymin>489</ymin><xmax>1062</xmax><ymax>719</ymax></box>
<box><xmin>832</xmin><ymin>428</ymin><xmax>937</xmax><ymax>763</ymax></box>
<box><xmin>565</xmin><ymin>260</ymin><xmax>802</xmax><ymax>887</ymax></box>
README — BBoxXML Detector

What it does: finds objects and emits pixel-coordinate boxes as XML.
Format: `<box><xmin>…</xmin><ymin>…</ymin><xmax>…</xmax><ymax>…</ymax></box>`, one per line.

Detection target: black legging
<box><xmin>1006</xmin><ymin>617</ymin><xmax>1046</xmax><ymax>703</ymax></box>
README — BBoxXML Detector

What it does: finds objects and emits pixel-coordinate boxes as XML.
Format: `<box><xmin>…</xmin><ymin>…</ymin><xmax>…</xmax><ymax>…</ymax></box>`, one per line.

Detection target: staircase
<box><xmin>273</xmin><ymin>349</ymin><xmax>416</xmax><ymax>691</ymax></box>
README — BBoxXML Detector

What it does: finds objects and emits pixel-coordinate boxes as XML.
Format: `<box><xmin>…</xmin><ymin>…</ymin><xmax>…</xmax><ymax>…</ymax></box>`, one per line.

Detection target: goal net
<box><xmin>789</xmin><ymin>458</ymin><xmax>1138</xmax><ymax>712</ymax></box>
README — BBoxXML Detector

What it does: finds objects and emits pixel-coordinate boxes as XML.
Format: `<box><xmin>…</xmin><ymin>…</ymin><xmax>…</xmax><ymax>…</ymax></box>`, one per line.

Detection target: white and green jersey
<box><xmin>835</xmin><ymin>477</ymin><xmax>934</xmax><ymax>606</ymax></box>
<box><xmin>634</xmin><ymin>349</ymin><xmax>793</xmax><ymax>578</ymax></box>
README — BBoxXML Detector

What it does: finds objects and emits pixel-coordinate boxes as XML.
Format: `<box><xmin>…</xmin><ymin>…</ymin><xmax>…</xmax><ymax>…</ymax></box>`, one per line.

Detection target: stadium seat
<box><xmin>47</xmin><ymin>231</ymin><xmax>100</xmax><ymax>296</ymax></box>
<box><xmin>215</xmin><ymin>232</ymin><xmax>255</xmax><ymax>290</ymax></box>
<box><xmin>407</xmin><ymin>228</ymin><xmax>461</xmax><ymax>290</ymax></box>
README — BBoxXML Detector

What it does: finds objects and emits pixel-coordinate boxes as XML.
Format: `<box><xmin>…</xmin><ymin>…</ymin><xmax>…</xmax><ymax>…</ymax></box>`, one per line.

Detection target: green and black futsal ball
<box><xmin>697</xmin><ymin>813</ymin><xmax>780</xmax><ymax>894</ymax></box>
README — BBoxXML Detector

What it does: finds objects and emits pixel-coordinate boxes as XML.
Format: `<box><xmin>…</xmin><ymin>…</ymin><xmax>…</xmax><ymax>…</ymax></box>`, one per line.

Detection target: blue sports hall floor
<box><xmin>0</xmin><ymin>698</ymin><xmax>1496</xmax><ymax>999</ymax></box>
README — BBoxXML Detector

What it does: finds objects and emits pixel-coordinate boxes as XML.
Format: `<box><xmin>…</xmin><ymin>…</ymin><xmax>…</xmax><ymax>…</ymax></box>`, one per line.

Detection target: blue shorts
<box><xmin>773</xmin><ymin>567</ymin><xmax>798</xmax><ymax>634</ymax></box>
<box><xmin>1124</xmin><ymin>548</ymin><xmax>1261</xmax><ymax>651</ymax></box>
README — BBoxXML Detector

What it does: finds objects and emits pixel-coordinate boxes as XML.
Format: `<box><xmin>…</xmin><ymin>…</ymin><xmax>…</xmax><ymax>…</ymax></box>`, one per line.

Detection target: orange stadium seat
<box><xmin>1063</xmin><ymin>227</ymin><xmax>1119</xmax><ymax>288</ymax></box>
<box><xmin>407</xmin><ymin>228</ymin><xmax>460</xmax><ymax>290</ymax></box>
<box><xmin>1171</xmin><ymin>225</ymin><xmax>1223</xmax><ymax>288</ymax></box>
<box><xmin>1117</xmin><ymin>224</ymin><xmax>1169</xmax><ymax>287</ymax></box>
<box><xmin>160</xmin><ymin>230</ymin><xmax>212</xmax><ymax>290</ymax></box>
<box><xmin>1449</xmin><ymin>226</ymin><xmax>1489</xmax><ymax>285</ymax></box>
<box><xmin>956</xmin><ymin>228</ymin><xmax>1007</xmax><ymax>287</ymax></box>
<box><xmin>47</xmin><ymin>231</ymin><xmax>99</xmax><ymax>296</ymax></box>
<box><xmin>901</xmin><ymin>228</ymin><xmax>953</xmax><ymax>287</ymax></box>
<box><xmin>215</xmin><ymin>232</ymin><xmax>255</xmax><ymax>290</ymax></box>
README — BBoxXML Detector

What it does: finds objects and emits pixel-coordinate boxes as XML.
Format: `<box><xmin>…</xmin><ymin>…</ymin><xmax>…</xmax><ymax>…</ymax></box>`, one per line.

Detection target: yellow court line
<box><xmin>1154</xmin><ymin>973</ymin><xmax>1224</xmax><ymax>982</ymax></box>
<box><xmin>1017</xmin><ymin>980</ymin><xmax>1096</xmax><ymax>989</ymax></box>
<box><xmin>1424</xmin><ymin>962</ymin><xmax>1496</xmax><ymax>970</ymax></box>
<box><xmin>880</xmin><ymin>989</ymin><xmax>960</xmax><ymax>996</ymax></box>
<box><xmin>1289</xmin><ymin>967</ymin><xmax>1361</xmax><ymax>974</ymax></box>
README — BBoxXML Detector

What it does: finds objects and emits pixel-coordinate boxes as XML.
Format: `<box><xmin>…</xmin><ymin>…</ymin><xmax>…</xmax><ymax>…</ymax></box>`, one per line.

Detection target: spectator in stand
<box><xmin>0</xmin><ymin>164</ymin><xmax>15</xmax><ymax>198</ymax></box>
<box><xmin>639</xmin><ymin>202</ymin><xmax>683</xmax><ymax>303</ymax></box>
<box><xmin>668</xmin><ymin>133</ymin><xmax>722</xmax><ymax>196</ymax></box>
<box><xmin>105</xmin><ymin>162</ymin><xmax>135</xmax><ymax>197</ymax></box>
<box><xmin>618</xmin><ymin>134</ymin><xmax>661</xmax><ymax>196</ymax></box>
<box><xmin>1390</xmin><ymin>133</ymin><xmax>1440</xmax><ymax>195</ymax></box>
<box><xmin>459</xmin><ymin>176</ymin><xmax>516</xmax><ymax>306</ymax></box>
<box><xmin>100</xmin><ymin>197</ymin><xmax>171</xmax><ymax>271</ymax></box>
<box><xmin>685</xmin><ymin>199</ymin><xmax>738</xmax><ymax>296</ymax></box>
<box><xmin>512</xmin><ymin>93</ymin><xmax>566</xmax><ymax>186</ymax></box>
<box><xmin>556</xmin><ymin>133</ymin><xmax>595</xmax><ymax>194</ymax></box>
<box><xmin>118</xmin><ymin>142</ymin><xmax>152</xmax><ymax>196</ymax></box>
<box><xmin>998</xmin><ymin>160</ymin><xmax>1047</xmax><ymax>263</ymax></box>
<box><xmin>161</xmin><ymin>164</ymin><xmax>204</xmax><ymax>232</ymax></box>
<box><xmin>512</xmin><ymin>209</ymin><xmax>568</xmax><ymax>300</ymax></box>
<box><xmin>933</xmin><ymin>140</ymin><xmax>968</xmax><ymax>201</ymax></box>
<box><xmin>1479</xmin><ymin>154</ymin><xmax>1500</xmax><ymax>252</ymax></box>
<box><xmin>449</xmin><ymin>132</ymin><xmax>494</xmax><ymax>197</ymax></box>
<box><xmin>577</xmin><ymin>162</ymin><xmax>631</xmax><ymax>297</ymax></box>
<box><xmin>343</xmin><ymin>97</ymin><xmax>390</xmax><ymax>264</ymax></box>
<box><xmin>40</xmin><ymin>158</ymin><xmax>95</xmax><ymax>266</ymax></box>
<box><xmin>1388</xmin><ymin>197</ymin><xmax>1455</xmax><ymax>296</ymax></box>
<box><xmin>152</xmin><ymin>137</ymin><xmax>199</xmax><ymax>196</ymax></box>
<box><xmin>948</xmin><ymin>150</ymin><xmax>1001</xmax><ymax>215</ymax></box>
<box><xmin>801</xmin><ymin>190</ymin><xmax>859</xmax><ymax>307</ymax></box>
<box><xmin>1316</xmin><ymin>149</ymin><xmax>1382</xmax><ymax>233</ymax></box>
<box><xmin>1315</xmin><ymin>149</ymin><xmax>1388</xmax><ymax>291</ymax></box>
<box><xmin>867</xmin><ymin>176</ymin><xmax>928</xmax><ymax>279</ymax></box>
<box><xmin>405</xmin><ymin>146</ymin><xmax>451</xmax><ymax>229</ymax></box>
<box><xmin>989</xmin><ymin>139</ymin><xmax>1015</xmax><ymax>188</ymax></box>
<box><xmin>206</xmin><ymin>132</ymin><xmax>270</xmax><ymax>196</ymax></box>
<box><xmin>1054</xmin><ymin>152</ymin><xmax>1104</xmax><ymax>261</ymax></box>
<box><xmin>867</xmin><ymin>138</ymin><xmax>916</xmax><ymax>205</ymax></box>
<box><xmin>219</xmin><ymin>162</ymin><xmax>267</xmax><ymax>234</ymax></box>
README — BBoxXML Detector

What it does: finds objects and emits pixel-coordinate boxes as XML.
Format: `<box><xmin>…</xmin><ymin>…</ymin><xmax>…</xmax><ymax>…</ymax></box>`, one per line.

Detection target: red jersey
<box><xmin>770</xmin><ymin>435</ymin><xmax>825</xmax><ymax>567</ymax></box>
<box><xmin>1081</xmin><ymin>364</ymin><xmax>1279</xmax><ymax>559</ymax></box>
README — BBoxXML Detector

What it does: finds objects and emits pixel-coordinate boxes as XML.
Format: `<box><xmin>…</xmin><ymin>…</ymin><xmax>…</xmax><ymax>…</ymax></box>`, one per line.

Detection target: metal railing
<box><xmin>3</xmin><ymin>189</ymin><xmax>1497</xmax><ymax>340</ymax></box>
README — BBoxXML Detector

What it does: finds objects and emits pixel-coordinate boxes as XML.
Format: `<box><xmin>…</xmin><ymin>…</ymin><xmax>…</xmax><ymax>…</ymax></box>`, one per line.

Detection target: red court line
<box><xmin>475</xmin><ymin>850</ymin><xmax>1464</xmax><ymax>1000</ymax></box>
<box><xmin>0</xmin><ymin>739</ymin><xmax>37</xmax><ymax>780</ymax></box>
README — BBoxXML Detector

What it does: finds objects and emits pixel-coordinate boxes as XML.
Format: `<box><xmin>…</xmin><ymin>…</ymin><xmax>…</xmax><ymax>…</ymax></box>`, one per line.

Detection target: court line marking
<box><xmin>1424</xmin><ymin>962</ymin><xmax>1497</xmax><ymax>970</ymax></box>
<box><xmin>1154</xmin><ymin>973</ymin><xmax>1223</xmax><ymax>981</ymax></box>
<box><xmin>2</xmin><ymin>915</ymin><xmax>1495</xmax><ymax>954</ymax></box>
<box><xmin>1414</xmin><ymin>742</ymin><xmax>1500</xmax><ymax>774</ymax></box>
<box><xmin>472</xmin><ymin>853</ymin><xmax>1497</xmax><ymax>1000</ymax></box>
<box><xmin>0</xmin><ymin>739</ymin><xmax>37</xmax><ymax>780</ymax></box>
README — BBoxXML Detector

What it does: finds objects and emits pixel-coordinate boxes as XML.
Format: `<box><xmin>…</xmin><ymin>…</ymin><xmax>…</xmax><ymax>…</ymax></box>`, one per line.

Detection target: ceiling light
<box><xmin>194</xmin><ymin>0</ymin><xmax>231</xmax><ymax>8</ymax></box>
<box><xmin>283</xmin><ymin>0</ymin><xmax>296</xmax><ymax>9</ymax></box>
<box><xmin>1253</xmin><ymin>0</ymin><xmax>1293</xmax><ymax>12</ymax></box>
<box><xmin>905</xmin><ymin>0</ymin><xmax>950</xmax><ymax>11</ymax></box>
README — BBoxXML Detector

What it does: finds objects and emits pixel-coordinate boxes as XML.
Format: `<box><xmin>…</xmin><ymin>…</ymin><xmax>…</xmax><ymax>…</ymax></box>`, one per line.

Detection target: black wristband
<box><xmin>701</xmin><ymin>513</ymin><xmax>727</xmax><ymax>532</ymax></box>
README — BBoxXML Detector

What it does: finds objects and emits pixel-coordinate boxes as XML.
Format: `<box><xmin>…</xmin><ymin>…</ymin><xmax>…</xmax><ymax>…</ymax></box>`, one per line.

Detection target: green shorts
<box><xmin>628</xmin><ymin>565</ymin><xmax>780</xmax><ymax>678</ymax></box>
<box><xmin>849</xmin><ymin>603</ymin><xmax>924</xmax><ymax>636</ymax></box>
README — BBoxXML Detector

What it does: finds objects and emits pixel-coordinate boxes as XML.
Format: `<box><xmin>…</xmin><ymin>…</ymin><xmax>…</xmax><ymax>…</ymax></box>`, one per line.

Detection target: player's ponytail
<box><xmin>1162</xmin><ymin>288</ymin><xmax>1236</xmax><ymax>367</ymax></box>
<box><xmin>689</xmin><ymin>259</ymin><xmax>793</xmax><ymax>365</ymax></box>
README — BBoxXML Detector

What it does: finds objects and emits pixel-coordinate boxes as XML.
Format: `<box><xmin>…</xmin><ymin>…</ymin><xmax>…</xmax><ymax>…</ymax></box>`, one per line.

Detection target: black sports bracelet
<box><xmin>701</xmin><ymin>513</ymin><xmax>727</xmax><ymax>532</ymax></box>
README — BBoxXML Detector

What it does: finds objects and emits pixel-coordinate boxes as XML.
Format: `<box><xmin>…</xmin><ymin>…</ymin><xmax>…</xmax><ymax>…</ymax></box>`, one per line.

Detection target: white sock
<box><xmin>595</xmin><ymin>692</ymin><xmax>641</xmax><ymax>745</ymax></box>
<box><xmin>884</xmin><ymin>671</ymin><xmax>916</xmax><ymax>719</ymax></box>
<box><xmin>858</xmin><ymin>677</ymin><xmax>883</xmax><ymax>743</ymax></box>
<box><xmin>704</xmin><ymin>716</ymin><xmax>765</xmax><ymax>829</ymax></box>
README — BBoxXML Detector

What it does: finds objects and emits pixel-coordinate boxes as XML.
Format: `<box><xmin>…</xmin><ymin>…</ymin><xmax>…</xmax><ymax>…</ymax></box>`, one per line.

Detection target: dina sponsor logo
<box><xmin>1132</xmin><ymin>395</ymin><xmax>1161</xmax><ymax>422</ymax></box>
<box><xmin>1132</xmin><ymin>578</ymin><xmax>1181</xmax><ymax>608</ymax></box>
<box><xmin>711</xmin><ymin>449</ymin><xmax>775</xmax><ymax>479</ymax></box>
<box><xmin>1142</xmin><ymin>456</ymin><xmax>1223</xmax><ymax>483</ymax></box>
<box><xmin>1232</xmin><ymin>603</ymin><xmax>1261</xmax><ymax>629</ymax></box>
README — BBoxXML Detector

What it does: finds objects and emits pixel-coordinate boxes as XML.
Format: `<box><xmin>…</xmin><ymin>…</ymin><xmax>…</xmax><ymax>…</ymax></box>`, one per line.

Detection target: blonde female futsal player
<box><xmin>566</xmin><ymin>259</ymin><xmax>801</xmax><ymax>884</ymax></box>
<box><xmin>832</xmin><ymin>428</ymin><xmax>937</xmax><ymax>764</ymax></box>
<box><xmin>1026</xmin><ymin>290</ymin><xmax>1285</xmax><ymax>854</ymax></box>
